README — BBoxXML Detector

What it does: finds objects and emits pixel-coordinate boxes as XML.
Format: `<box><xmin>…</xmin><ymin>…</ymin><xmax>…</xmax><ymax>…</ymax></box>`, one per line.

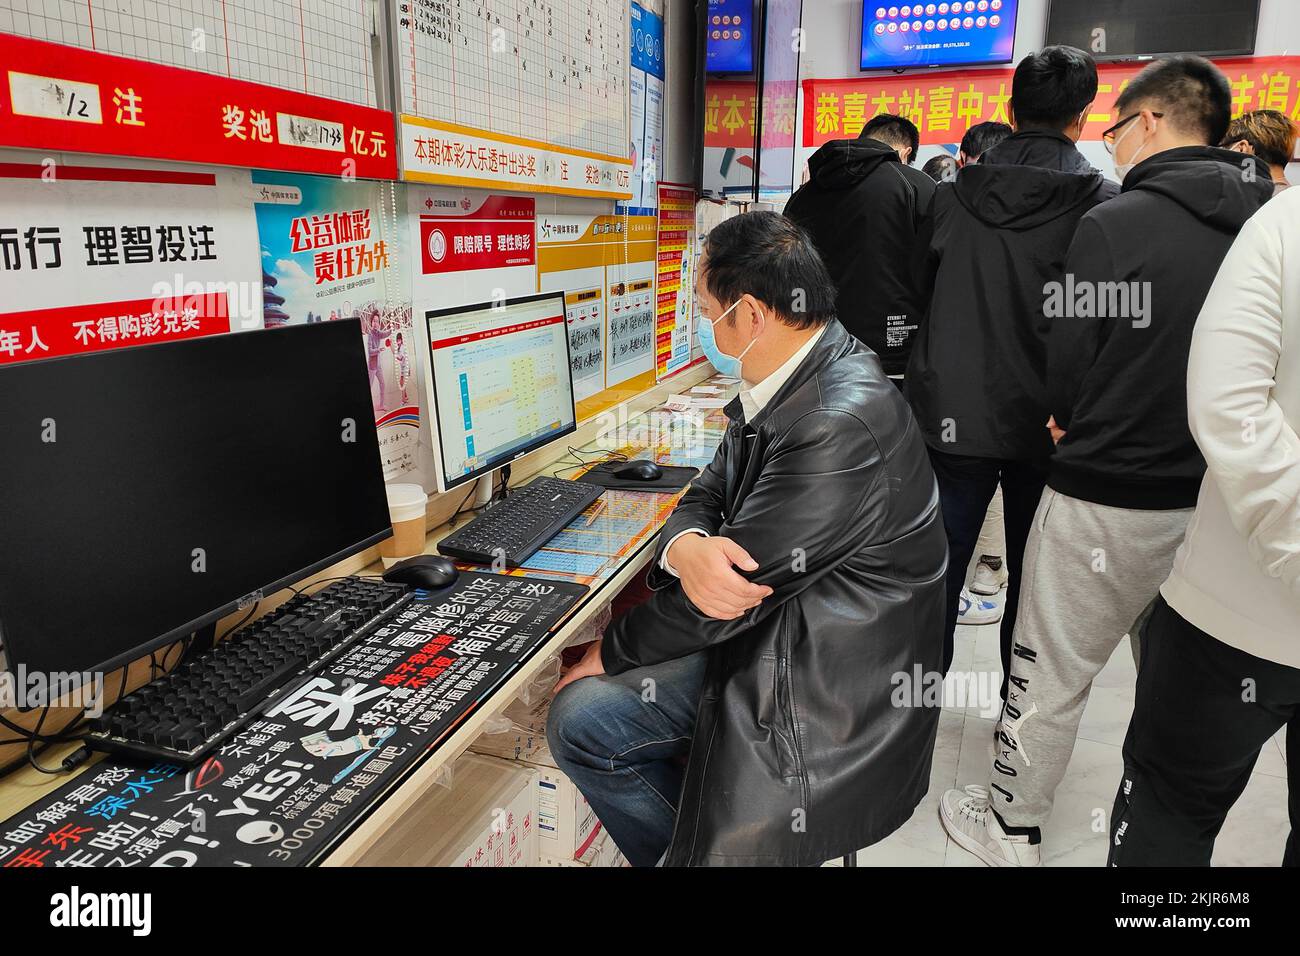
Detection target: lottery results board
<box><xmin>395</xmin><ymin>0</ymin><xmax>633</xmax><ymax>198</ymax></box>
<box><xmin>0</xmin><ymin>573</ymin><xmax>586</xmax><ymax>868</ymax></box>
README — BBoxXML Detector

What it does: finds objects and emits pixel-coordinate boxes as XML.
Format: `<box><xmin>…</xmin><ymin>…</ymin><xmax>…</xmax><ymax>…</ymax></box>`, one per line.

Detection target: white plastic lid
<box><xmin>385</xmin><ymin>482</ymin><xmax>428</xmax><ymax>522</ymax></box>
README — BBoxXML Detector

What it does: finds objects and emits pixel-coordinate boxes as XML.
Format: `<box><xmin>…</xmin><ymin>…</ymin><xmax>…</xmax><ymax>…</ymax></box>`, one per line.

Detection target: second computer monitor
<box><xmin>425</xmin><ymin>291</ymin><xmax>578</xmax><ymax>491</ymax></box>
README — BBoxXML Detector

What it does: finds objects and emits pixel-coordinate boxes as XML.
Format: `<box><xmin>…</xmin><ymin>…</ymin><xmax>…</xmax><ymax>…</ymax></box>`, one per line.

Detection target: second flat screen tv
<box><xmin>861</xmin><ymin>1</ymin><xmax>1019</xmax><ymax>71</ymax></box>
<box><xmin>1045</xmin><ymin>0</ymin><xmax>1259</xmax><ymax>59</ymax></box>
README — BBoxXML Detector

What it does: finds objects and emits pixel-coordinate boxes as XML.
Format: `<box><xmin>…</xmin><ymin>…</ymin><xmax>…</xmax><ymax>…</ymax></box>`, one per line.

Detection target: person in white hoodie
<box><xmin>1108</xmin><ymin>184</ymin><xmax>1300</xmax><ymax>867</ymax></box>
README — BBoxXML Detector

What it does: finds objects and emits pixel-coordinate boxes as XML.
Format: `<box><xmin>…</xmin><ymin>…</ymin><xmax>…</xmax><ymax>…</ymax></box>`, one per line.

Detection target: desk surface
<box><xmin>0</xmin><ymin>372</ymin><xmax>732</xmax><ymax>867</ymax></box>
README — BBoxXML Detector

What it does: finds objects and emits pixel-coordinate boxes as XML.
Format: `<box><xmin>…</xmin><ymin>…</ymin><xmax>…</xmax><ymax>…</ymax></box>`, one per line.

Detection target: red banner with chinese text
<box><xmin>0</xmin><ymin>33</ymin><xmax>397</xmax><ymax>180</ymax></box>
<box><xmin>802</xmin><ymin>56</ymin><xmax>1300</xmax><ymax>148</ymax></box>
<box><xmin>0</xmin><ymin>294</ymin><xmax>228</xmax><ymax>365</ymax></box>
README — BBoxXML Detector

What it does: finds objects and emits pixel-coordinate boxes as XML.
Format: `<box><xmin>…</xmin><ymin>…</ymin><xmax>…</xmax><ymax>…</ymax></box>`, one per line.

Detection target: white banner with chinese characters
<box><xmin>400</xmin><ymin>116</ymin><xmax>634</xmax><ymax>201</ymax></box>
<box><xmin>0</xmin><ymin>150</ymin><xmax>262</xmax><ymax>365</ymax></box>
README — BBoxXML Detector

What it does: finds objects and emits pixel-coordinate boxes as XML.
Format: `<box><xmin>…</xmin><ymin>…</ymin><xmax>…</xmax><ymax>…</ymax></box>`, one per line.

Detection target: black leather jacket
<box><xmin>602</xmin><ymin>320</ymin><xmax>948</xmax><ymax>865</ymax></box>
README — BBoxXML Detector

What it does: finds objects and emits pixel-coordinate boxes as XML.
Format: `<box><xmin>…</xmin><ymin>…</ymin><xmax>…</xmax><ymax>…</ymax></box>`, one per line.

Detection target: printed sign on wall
<box><xmin>0</xmin><ymin>33</ymin><xmax>397</xmax><ymax>179</ymax></box>
<box><xmin>536</xmin><ymin>213</ymin><xmax>658</xmax><ymax>418</ymax></box>
<box><xmin>253</xmin><ymin>171</ymin><xmax>417</xmax><ymax>480</ymax></box>
<box><xmin>0</xmin><ymin>151</ymin><xmax>262</xmax><ymax>366</ymax></box>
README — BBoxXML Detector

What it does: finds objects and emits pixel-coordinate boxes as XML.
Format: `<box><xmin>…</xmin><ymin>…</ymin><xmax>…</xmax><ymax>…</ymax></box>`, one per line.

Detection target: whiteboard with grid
<box><xmin>397</xmin><ymin>0</ymin><xmax>629</xmax><ymax>159</ymax></box>
<box><xmin>0</xmin><ymin>0</ymin><xmax>379</xmax><ymax>107</ymax></box>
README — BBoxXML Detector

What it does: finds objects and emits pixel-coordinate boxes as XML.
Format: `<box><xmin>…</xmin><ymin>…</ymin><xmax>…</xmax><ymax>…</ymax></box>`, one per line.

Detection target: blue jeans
<box><xmin>546</xmin><ymin>650</ymin><xmax>707</xmax><ymax>867</ymax></box>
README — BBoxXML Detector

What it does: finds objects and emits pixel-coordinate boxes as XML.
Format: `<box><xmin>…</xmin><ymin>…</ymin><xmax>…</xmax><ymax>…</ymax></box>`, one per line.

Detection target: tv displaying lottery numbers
<box><xmin>706</xmin><ymin>0</ymin><xmax>754</xmax><ymax>74</ymax></box>
<box><xmin>862</xmin><ymin>1</ymin><xmax>1019</xmax><ymax>70</ymax></box>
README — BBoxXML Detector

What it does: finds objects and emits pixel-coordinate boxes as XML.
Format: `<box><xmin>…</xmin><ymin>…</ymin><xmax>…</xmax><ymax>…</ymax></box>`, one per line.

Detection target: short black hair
<box><xmin>922</xmin><ymin>154</ymin><xmax>958</xmax><ymax>183</ymax></box>
<box><xmin>1011</xmin><ymin>46</ymin><xmax>1098</xmax><ymax>130</ymax></box>
<box><xmin>1117</xmin><ymin>54</ymin><xmax>1232</xmax><ymax>146</ymax></box>
<box><xmin>702</xmin><ymin>212</ymin><xmax>836</xmax><ymax>329</ymax></box>
<box><xmin>960</xmin><ymin>121</ymin><xmax>1013</xmax><ymax>161</ymax></box>
<box><xmin>861</xmin><ymin>113</ymin><xmax>920</xmax><ymax>164</ymax></box>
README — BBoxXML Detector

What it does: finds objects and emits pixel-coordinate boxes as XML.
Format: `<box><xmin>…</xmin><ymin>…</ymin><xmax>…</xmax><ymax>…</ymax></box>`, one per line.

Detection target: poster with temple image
<box><xmin>252</xmin><ymin>171</ymin><xmax>418</xmax><ymax>481</ymax></box>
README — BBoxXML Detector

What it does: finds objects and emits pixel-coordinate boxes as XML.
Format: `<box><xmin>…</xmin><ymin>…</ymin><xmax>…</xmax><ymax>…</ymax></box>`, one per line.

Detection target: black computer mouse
<box><xmin>613</xmin><ymin>460</ymin><xmax>664</xmax><ymax>481</ymax></box>
<box><xmin>382</xmin><ymin>554</ymin><xmax>460</xmax><ymax>590</ymax></box>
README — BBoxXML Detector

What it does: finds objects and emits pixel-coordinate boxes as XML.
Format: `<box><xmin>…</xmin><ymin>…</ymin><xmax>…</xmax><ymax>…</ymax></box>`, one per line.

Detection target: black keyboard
<box><xmin>437</xmin><ymin>475</ymin><xmax>605</xmax><ymax>567</ymax></box>
<box><xmin>85</xmin><ymin>577</ymin><xmax>411</xmax><ymax>764</ymax></box>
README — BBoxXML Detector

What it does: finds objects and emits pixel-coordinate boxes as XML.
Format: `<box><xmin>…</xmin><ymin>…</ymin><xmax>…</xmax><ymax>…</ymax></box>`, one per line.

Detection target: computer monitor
<box><xmin>0</xmin><ymin>320</ymin><xmax>393</xmax><ymax>678</ymax></box>
<box><xmin>424</xmin><ymin>291</ymin><xmax>578</xmax><ymax>493</ymax></box>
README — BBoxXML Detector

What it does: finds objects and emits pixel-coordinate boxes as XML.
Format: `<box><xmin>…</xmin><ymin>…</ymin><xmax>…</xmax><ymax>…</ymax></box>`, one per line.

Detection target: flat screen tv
<box><xmin>706</xmin><ymin>0</ymin><xmax>755</xmax><ymax>73</ymax></box>
<box><xmin>861</xmin><ymin>1</ymin><xmax>1020</xmax><ymax>71</ymax></box>
<box><xmin>1045</xmin><ymin>0</ymin><xmax>1260</xmax><ymax>60</ymax></box>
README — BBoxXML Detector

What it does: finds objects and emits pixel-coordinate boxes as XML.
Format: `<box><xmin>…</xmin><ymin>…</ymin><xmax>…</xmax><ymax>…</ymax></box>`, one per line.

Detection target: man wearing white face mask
<box><xmin>940</xmin><ymin>54</ymin><xmax>1273</xmax><ymax>867</ymax></box>
<box><xmin>548</xmin><ymin>212</ymin><xmax>947</xmax><ymax>866</ymax></box>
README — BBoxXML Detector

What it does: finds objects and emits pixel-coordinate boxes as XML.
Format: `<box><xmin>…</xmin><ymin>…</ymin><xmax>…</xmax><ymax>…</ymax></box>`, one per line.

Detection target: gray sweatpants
<box><xmin>987</xmin><ymin>488</ymin><xmax>1192</xmax><ymax>829</ymax></box>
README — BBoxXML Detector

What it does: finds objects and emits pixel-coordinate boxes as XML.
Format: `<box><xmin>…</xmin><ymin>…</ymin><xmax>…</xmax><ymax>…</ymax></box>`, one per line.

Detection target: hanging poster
<box><xmin>655</xmin><ymin>183</ymin><xmax>700</xmax><ymax>379</ymax></box>
<box><xmin>253</xmin><ymin>171</ymin><xmax>417</xmax><ymax>481</ymax></box>
<box><xmin>536</xmin><ymin>213</ymin><xmax>657</xmax><ymax>418</ymax></box>
<box><xmin>0</xmin><ymin>150</ymin><xmax>262</xmax><ymax>366</ymax></box>
<box><xmin>622</xmin><ymin>2</ymin><xmax>666</xmax><ymax>216</ymax></box>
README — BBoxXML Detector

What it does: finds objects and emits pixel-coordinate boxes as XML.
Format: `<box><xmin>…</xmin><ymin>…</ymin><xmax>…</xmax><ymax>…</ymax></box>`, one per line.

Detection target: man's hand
<box><xmin>666</xmin><ymin>533</ymin><xmax>773</xmax><ymax>620</ymax></box>
<box><xmin>1047</xmin><ymin>415</ymin><xmax>1066</xmax><ymax>445</ymax></box>
<box><xmin>554</xmin><ymin>639</ymin><xmax>605</xmax><ymax>694</ymax></box>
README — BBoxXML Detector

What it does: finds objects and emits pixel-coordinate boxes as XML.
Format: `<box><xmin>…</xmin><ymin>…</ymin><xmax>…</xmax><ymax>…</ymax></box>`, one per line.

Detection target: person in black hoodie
<box><xmin>785</xmin><ymin>113</ymin><xmax>935</xmax><ymax>380</ymax></box>
<box><xmin>907</xmin><ymin>46</ymin><xmax>1117</xmax><ymax>679</ymax></box>
<box><xmin>939</xmin><ymin>55</ymin><xmax>1273</xmax><ymax>868</ymax></box>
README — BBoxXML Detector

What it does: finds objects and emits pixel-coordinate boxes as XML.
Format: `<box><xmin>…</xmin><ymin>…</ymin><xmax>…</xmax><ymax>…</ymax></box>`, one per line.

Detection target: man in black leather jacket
<box><xmin>547</xmin><ymin>212</ymin><xmax>948</xmax><ymax>866</ymax></box>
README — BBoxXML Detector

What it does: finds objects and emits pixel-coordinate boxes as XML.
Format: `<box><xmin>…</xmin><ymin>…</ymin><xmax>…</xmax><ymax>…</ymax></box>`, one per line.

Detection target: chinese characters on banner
<box><xmin>536</xmin><ymin>214</ymin><xmax>658</xmax><ymax>417</ymax></box>
<box><xmin>802</xmin><ymin>56</ymin><xmax>1300</xmax><ymax>148</ymax></box>
<box><xmin>252</xmin><ymin>172</ymin><xmax>417</xmax><ymax>481</ymax></box>
<box><xmin>0</xmin><ymin>33</ymin><xmax>397</xmax><ymax>179</ymax></box>
<box><xmin>400</xmin><ymin>118</ymin><xmax>634</xmax><ymax>200</ymax></box>
<box><xmin>418</xmin><ymin>194</ymin><xmax>536</xmax><ymax>276</ymax></box>
<box><xmin>0</xmin><ymin>154</ymin><xmax>262</xmax><ymax>366</ymax></box>
<box><xmin>0</xmin><ymin>574</ymin><xmax>586</xmax><ymax>868</ymax></box>
<box><xmin>655</xmin><ymin>184</ymin><xmax>700</xmax><ymax>380</ymax></box>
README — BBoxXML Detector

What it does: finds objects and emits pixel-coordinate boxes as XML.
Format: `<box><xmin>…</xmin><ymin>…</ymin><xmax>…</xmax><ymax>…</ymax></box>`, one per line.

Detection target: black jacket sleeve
<box><xmin>1049</xmin><ymin>214</ymin><xmax>1116</xmax><ymax>430</ymax></box>
<box><xmin>601</xmin><ymin>409</ymin><xmax>887</xmax><ymax>674</ymax></box>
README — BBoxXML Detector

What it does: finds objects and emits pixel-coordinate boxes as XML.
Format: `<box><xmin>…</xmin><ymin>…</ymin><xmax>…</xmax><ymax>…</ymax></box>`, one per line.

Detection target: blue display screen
<box><xmin>706</xmin><ymin>0</ymin><xmax>754</xmax><ymax>74</ymax></box>
<box><xmin>861</xmin><ymin>0</ymin><xmax>1018</xmax><ymax>70</ymax></box>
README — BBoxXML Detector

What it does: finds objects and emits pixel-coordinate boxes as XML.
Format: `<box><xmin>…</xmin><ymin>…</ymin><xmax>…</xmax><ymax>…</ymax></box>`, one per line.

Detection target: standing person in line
<box><xmin>784</xmin><ymin>113</ymin><xmax>935</xmax><ymax>387</ymax></box>
<box><xmin>1108</xmin><ymin>185</ymin><xmax>1300</xmax><ymax>867</ymax></box>
<box><xmin>907</xmin><ymin>46</ymin><xmax>1117</xmax><ymax>679</ymax></box>
<box><xmin>1222</xmin><ymin>108</ymin><xmax>1296</xmax><ymax>194</ymax></box>
<box><xmin>923</xmin><ymin>153</ymin><xmax>958</xmax><ymax>183</ymax></box>
<box><xmin>958</xmin><ymin>121</ymin><xmax>1013</xmax><ymax>167</ymax></box>
<box><xmin>939</xmin><ymin>55</ymin><xmax>1274</xmax><ymax>866</ymax></box>
<box><xmin>956</xmin><ymin>118</ymin><xmax>1015</xmax><ymax>619</ymax></box>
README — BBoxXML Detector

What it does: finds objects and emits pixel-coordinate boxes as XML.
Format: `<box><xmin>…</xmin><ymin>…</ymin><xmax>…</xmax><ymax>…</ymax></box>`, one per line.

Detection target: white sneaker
<box><xmin>971</xmin><ymin>556</ymin><xmax>1008</xmax><ymax>595</ymax></box>
<box><xmin>958</xmin><ymin>587</ymin><xmax>1002</xmax><ymax>625</ymax></box>
<box><xmin>939</xmin><ymin>785</ymin><xmax>1042</xmax><ymax>867</ymax></box>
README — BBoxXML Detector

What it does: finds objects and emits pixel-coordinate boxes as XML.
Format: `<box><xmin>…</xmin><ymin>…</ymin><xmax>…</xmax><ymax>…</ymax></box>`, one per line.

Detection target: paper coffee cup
<box><xmin>378</xmin><ymin>482</ymin><xmax>428</xmax><ymax>567</ymax></box>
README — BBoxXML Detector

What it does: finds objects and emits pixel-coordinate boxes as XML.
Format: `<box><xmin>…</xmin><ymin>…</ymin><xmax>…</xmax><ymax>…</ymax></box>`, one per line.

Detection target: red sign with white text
<box><xmin>0</xmin><ymin>33</ymin><xmax>398</xmax><ymax>180</ymax></box>
<box><xmin>0</xmin><ymin>293</ymin><xmax>229</xmax><ymax>364</ymax></box>
<box><xmin>419</xmin><ymin>194</ymin><xmax>536</xmax><ymax>275</ymax></box>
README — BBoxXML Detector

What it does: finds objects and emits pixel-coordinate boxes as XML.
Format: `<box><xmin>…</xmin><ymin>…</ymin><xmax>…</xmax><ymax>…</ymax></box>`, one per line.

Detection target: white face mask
<box><xmin>1112</xmin><ymin>117</ymin><xmax>1153</xmax><ymax>182</ymax></box>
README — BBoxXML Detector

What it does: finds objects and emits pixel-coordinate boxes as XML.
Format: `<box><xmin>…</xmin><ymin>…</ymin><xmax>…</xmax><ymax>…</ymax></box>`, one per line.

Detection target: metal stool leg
<box><xmin>842</xmin><ymin>853</ymin><xmax>857</xmax><ymax>867</ymax></box>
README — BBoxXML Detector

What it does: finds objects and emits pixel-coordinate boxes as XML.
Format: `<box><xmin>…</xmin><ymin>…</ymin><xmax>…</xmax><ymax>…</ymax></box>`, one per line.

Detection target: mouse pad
<box><xmin>577</xmin><ymin>461</ymin><xmax>699</xmax><ymax>492</ymax></box>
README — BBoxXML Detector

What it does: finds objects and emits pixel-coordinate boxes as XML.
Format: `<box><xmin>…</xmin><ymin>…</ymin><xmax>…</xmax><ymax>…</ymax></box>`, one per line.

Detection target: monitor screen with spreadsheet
<box><xmin>425</xmin><ymin>292</ymin><xmax>578</xmax><ymax>492</ymax></box>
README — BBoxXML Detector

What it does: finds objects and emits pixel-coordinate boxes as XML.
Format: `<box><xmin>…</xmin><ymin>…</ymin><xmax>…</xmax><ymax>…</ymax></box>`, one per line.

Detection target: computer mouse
<box><xmin>382</xmin><ymin>554</ymin><xmax>460</xmax><ymax>590</ymax></box>
<box><xmin>613</xmin><ymin>460</ymin><xmax>664</xmax><ymax>481</ymax></box>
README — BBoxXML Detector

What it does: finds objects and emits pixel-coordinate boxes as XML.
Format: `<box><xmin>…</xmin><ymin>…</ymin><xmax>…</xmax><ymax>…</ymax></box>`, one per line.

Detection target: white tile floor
<box><xmin>848</xmin><ymin>589</ymin><xmax>1291</xmax><ymax>867</ymax></box>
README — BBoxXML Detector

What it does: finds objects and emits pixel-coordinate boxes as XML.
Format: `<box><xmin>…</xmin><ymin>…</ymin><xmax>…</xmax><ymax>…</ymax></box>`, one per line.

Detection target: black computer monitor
<box><xmin>0</xmin><ymin>320</ymin><xmax>393</xmax><ymax>678</ymax></box>
<box><xmin>424</xmin><ymin>291</ymin><xmax>578</xmax><ymax>492</ymax></box>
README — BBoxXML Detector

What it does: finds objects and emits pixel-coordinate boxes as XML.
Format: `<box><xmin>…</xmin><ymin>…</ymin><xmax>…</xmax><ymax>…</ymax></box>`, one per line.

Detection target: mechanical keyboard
<box><xmin>437</xmin><ymin>475</ymin><xmax>605</xmax><ymax>567</ymax></box>
<box><xmin>84</xmin><ymin>577</ymin><xmax>411</xmax><ymax>764</ymax></box>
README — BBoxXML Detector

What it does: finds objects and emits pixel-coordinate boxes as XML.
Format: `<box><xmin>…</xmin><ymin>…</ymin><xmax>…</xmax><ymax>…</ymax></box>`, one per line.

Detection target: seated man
<box><xmin>547</xmin><ymin>212</ymin><xmax>948</xmax><ymax>867</ymax></box>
